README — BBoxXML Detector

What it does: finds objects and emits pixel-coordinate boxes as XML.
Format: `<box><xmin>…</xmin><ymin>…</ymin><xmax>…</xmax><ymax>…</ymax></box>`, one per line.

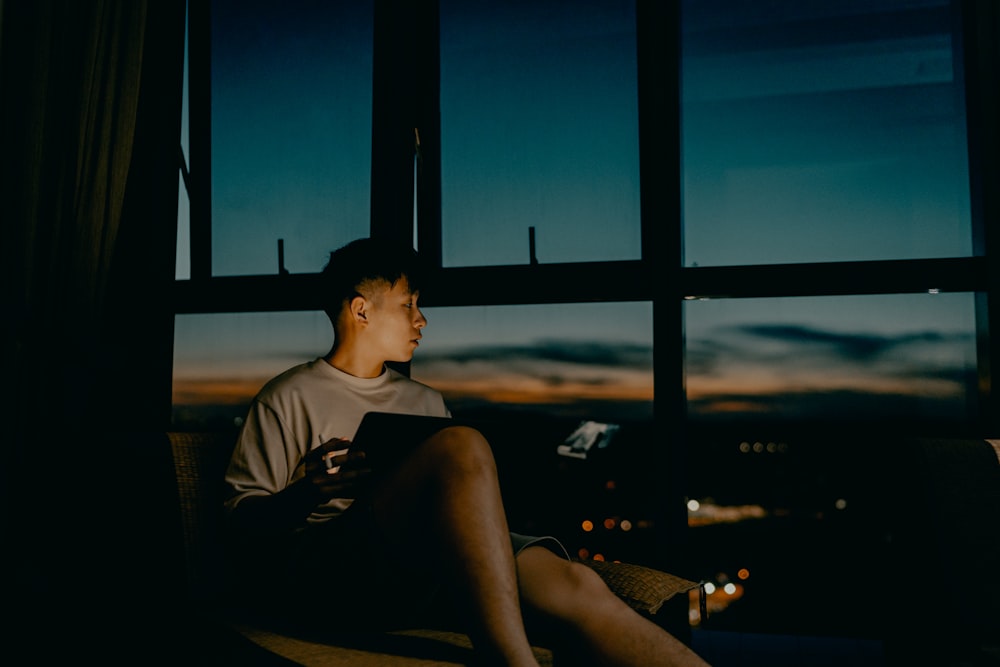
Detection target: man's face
<box><xmin>364</xmin><ymin>276</ymin><xmax>426</xmax><ymax>363</ymax></box>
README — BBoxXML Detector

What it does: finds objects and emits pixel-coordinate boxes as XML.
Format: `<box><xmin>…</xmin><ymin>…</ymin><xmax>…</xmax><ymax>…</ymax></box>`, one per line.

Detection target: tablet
<box><xmin>350</xmin><ymin>411</ymin><xmax>457</xmax><ymax>475</ymax></box>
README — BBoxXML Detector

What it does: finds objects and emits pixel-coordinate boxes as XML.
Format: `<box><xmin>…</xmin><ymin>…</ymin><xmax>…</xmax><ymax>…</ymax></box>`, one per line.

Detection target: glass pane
<box><xmin>684</xmin><ymin>291</ymin><xmax>978</xmax><ymax>635</ymax></box>
<box><xmin>413</xmin><ymin>302</ymin><xmax>654</xmax><ymax>423</ymax></box>
<box><xmin>172</xmin><ymin>303</ymin><xmax>653</xmax><ymax>429</ymax></box>
<box><xmin>439</xmin><ymin>0</ymin><xmax>640</xmax><ymax>267</ymax></box>
<box><xmin>210</xmin><ymin>0</ymin><xmax>373</xmax><ymax>277</ymax></box>
<box><xmin>176</xmin><ymin>8</ymin><xmax>191</xmax><ymax>280</ymax></box>
<box><xmin>681</xmin><ymin>0</ymin><xmax>972</xmax><ymax>267</ymax></box>
<box><xmin>177</xmin><ymin>174</ymin><xmax>191</xmax><ymax>280</ymax></box>
<box><xmin>684</xmin><ymin>292</ymin><xmax>978</xmax><ymax>423</ymax></box>
<box><xmin>412</xmin><ymin>303</ymin><xmax>655</xmax><ymax>565</ymax></box>
<box><xmin>172</xmin><ymin>311</ymin><xmax>332</xmax><ymax>429</ymax></box>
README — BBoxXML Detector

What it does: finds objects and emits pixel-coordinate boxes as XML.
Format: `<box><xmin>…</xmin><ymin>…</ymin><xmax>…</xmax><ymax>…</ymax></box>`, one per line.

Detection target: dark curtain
<box><xmin>1</xmin><ymin>0</ymin><xmax>185</xmax><ymax>654</ymax></box>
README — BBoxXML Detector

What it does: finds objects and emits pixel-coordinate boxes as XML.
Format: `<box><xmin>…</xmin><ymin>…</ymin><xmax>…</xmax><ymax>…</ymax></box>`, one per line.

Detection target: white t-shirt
<box><xmin>223</xmin><ymin>357</ymin><xmax>451</xmax><ymax>524</ymax></box>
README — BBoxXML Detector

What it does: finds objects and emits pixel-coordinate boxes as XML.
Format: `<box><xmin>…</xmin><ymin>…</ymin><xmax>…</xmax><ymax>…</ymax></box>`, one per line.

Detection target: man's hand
<box><xmin>229</xmin><ymin>437</ymin><xmax>372</xmax><ymax>538</ymax></box>
<box><xmin>304</xmin><ymin>437</ymin><xmax>371</xmax><ymax>499</ymax></box>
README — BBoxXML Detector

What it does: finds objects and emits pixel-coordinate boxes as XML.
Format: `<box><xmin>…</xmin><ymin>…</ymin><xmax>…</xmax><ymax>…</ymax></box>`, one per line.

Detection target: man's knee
<box><xmin>422</xmin><ymin>425</ymin><xmax>497</xmax><ymax>473</ymax></box>
<box><xmin>519</xmin><ymin>549</ymin><xmax>611</xmax><ymax>618</ymax></box>
<box><xmin>559</xmin><ymin>559</ymin><xmax>608</xmax><ymax>600</ymax></box>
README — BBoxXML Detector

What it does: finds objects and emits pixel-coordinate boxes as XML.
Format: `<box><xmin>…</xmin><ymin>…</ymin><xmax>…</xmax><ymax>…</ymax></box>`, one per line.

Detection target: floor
<box><xmin>690</xmin><ymin>630</ymin><xmax>885</xmax><ymax>667</ymax></box>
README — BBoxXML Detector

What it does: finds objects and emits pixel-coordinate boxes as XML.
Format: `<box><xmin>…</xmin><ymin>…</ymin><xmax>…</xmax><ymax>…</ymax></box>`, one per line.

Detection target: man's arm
<box><xmin>227</xmin><ymin>440</ymin><xmax>369</xmax><ymax>538</ymax></box>
<box><xmin>227</xmin><ymin>478</ymin><xmax>323</xmax><ymax>538</ymax></box>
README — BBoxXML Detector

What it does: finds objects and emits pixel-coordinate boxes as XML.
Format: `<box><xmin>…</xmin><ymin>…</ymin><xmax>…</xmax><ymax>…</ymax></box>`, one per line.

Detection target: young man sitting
<box><xmin>222</xmin><ymin>237</ymin><xmax>711</xmax><ymax>666</ymax></box>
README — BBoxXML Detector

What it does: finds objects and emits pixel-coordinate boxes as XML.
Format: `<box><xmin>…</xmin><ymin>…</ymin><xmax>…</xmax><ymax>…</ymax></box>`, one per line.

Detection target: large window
<box><xmin>174</xmin><ymin>0</ymin><xmax>996</xmax><ymax>640</ymax></box>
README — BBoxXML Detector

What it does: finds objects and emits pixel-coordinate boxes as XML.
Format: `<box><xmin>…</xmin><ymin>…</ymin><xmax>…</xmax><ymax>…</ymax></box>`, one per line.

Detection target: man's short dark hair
<box><xmin>321</xmin><ymin>238</ymin><xmax>424</xmax><ymax>320</ymax></box>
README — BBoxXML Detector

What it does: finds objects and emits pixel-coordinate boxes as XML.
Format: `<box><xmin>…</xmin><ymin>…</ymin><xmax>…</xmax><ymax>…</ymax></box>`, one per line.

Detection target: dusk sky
<box><xmin>173</xmin><ymin>0</ymin><xmax>976</xmax><ymax>427</ymax></box>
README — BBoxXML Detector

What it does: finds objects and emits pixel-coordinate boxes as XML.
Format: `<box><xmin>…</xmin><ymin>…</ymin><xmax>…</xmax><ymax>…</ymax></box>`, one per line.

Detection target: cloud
<box><xmin>732</xmin><ymin>324</ymin><xmax>961</xmax><ymax>361</ymax></box>
<box><xmin>418</xmin><ymin>339</ymin><xmax>652</xmax><ymax>368</ymax></box>
<box><xmin>682</xmin><ymin>322</ymin><xmax>976</xmax><ymax>420</ymax></box>
<box><xmin>687</xmin><ymin>323</ymin><xmax>973</xmax><ymax>373</ymax></box>
<box><xmin>413</xmin><ymin>339</ymin><xmax>654</xmax><ymax>417</ymax></box>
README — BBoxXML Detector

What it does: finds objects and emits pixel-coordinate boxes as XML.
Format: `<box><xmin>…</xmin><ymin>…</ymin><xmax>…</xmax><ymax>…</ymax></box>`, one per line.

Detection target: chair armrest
<box><xmin>578</xmin><ymin>559</ymin><xmax>701</xmax><ymax>616</ymax></box>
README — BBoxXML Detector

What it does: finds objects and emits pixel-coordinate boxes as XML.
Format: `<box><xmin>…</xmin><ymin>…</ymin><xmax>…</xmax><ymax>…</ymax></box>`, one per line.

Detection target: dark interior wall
<box><xmin>884</xmin><ymin>438</ymin><xmax>1000</xmax><ymax>665</ymax></box>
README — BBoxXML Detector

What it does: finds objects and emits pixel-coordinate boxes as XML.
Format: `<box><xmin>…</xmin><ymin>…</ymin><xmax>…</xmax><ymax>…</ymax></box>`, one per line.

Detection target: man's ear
<box><xmin>348</xmin><ymin>295</ymin><xmax>368</xmax><ymax>324</ymax></box>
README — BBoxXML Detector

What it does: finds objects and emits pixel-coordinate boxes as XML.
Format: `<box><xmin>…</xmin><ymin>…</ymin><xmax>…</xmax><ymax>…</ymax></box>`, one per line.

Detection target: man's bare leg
<box><xmin>516</xmin><ymin>546</ymin><xmax>713</xmax><ymax>666</ymax></box>
<box><xmin>373</xmin><ymin>426</ymin><xmax>540</xmax><ymax>666</ymax></box>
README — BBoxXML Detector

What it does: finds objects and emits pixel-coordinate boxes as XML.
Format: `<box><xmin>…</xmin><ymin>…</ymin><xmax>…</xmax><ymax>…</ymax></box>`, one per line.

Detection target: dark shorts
<box><xmin>263</xmin><ymin>505</ymin><xmax>569</xmax><ymax>630</ymax></box>
<box><xmin>510</xmin><ymin>532</ymin><xmax>570</xmax><ymax>560</ymax></box>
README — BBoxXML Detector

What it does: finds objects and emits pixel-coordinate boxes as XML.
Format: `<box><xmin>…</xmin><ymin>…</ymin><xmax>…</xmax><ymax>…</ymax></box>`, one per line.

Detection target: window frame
<box><xmin>173</xmin><ymin>0</ymin><xmax>999</xmax><ymax>564</ymax></box>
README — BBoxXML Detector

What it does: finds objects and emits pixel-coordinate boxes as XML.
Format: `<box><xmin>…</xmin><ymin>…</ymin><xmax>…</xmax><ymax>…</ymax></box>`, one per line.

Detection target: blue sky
<box><xmin>173</xmin><ymin>0</ymin><xmax>976</xmax><ymax>426</ymax></box>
